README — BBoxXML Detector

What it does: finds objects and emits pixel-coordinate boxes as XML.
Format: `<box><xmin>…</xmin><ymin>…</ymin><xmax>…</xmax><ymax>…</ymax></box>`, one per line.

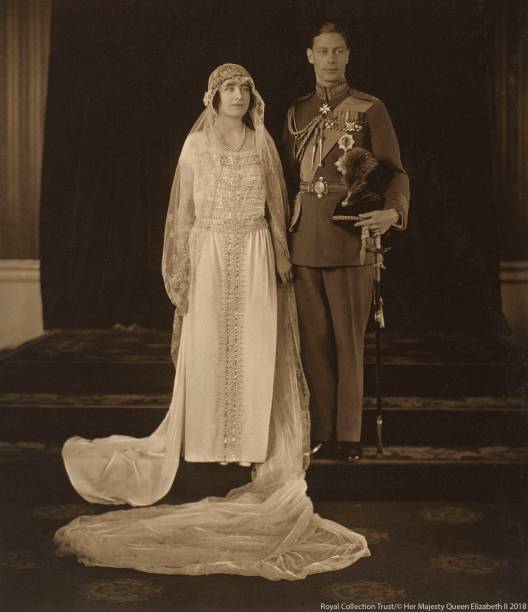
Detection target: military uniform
<box><xmin>283</xmin><ymin>80</ymin><xmax>410</xmax><ymax>443</ymax></box>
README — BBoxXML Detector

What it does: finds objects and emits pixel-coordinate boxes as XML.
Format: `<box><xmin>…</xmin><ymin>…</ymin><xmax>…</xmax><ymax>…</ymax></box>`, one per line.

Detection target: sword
<box><xmin>373</xmin><ymin>232</ymin><xmax>386</xmax><ymax>457</ymax></box>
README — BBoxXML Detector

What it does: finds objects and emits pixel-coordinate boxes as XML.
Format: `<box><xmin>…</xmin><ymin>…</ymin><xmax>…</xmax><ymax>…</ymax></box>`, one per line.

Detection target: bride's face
<box><xmin>217</xmin><ymin>79</ymin><xmax>251</xmax><ymax>119</ymax></box>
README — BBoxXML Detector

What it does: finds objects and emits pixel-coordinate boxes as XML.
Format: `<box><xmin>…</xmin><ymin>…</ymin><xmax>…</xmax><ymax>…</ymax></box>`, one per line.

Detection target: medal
<box><xmin>319</xmin><ymin>103</ymin><xmax>331</xmax><ymax>117</ymax></box>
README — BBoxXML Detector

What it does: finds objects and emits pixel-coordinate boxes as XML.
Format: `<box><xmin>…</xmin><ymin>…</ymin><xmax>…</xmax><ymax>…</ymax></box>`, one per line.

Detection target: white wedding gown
<box><xmin>54</xmin><ymin>123</ymin><xmax>370</xmax><ymax>581</ymax></box>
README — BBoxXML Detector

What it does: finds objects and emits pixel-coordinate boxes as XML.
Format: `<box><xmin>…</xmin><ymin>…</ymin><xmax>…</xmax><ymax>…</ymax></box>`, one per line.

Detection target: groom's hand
<box><xmin>354</xmin><ymin>208</ymin><xmax>400</xmax><ymax>235</ymax></box>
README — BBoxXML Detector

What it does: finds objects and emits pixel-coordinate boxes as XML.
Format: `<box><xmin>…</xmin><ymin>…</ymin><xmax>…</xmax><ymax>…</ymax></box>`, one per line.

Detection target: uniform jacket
<box><xmin>283</xmin><ymin>81</ymin><xmax>410</xmax><ymax>267</ymax></box>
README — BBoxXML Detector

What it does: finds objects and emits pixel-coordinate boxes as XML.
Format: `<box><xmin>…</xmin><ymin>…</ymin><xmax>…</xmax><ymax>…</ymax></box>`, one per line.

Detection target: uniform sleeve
<box><xmin>366</xmin><ymin>100</ymin><xmax>410</xmax><ymax>229</ymax></box>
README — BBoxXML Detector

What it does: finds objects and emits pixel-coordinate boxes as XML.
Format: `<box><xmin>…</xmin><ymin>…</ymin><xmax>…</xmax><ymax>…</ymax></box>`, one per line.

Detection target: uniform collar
<box><xmin>315</xmin><ymin>80</ymin><xmax>349</xmax><ymax>101</ymax></box>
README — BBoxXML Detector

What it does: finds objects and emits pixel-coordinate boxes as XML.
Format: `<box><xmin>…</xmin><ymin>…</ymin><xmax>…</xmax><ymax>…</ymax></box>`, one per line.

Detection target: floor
<box><xmin>0</xmin><ymin>444</ymin><xmax>527</xmax><ymax>612</ymax></box>
<box><xmin>0</xmin><ymin>329</ymin><xmax>526</xmax><ymax>611</ymax></box>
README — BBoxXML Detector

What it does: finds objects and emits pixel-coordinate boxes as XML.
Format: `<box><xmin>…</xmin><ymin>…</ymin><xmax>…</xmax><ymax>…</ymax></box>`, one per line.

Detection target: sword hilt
<box><xmin>374</xmin><ymin>297</ymin><xmax>385</xmax><ymax>329</ymax></box>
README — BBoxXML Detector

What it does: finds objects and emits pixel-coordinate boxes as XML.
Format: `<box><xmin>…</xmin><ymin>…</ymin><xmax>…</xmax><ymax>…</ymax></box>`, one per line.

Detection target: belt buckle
<box><xmin>313</xmin><ymin>177</ymin><xmax>327</xmax><ymax>199</ymax></box>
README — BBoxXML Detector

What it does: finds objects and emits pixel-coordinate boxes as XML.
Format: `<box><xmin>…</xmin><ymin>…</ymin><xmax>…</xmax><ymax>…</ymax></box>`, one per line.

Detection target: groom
<box><xmin>283</xmin><ymin>22</ymin><xmax>409</xmax><ymax>461</ymax></box>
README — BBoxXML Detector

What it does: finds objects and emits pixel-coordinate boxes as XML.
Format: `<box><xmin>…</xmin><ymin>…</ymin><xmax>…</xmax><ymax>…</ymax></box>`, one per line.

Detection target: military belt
<box><xmin>299</xmin><ymin>178</ymin><xmax>346</xmax><ymax>199</ymax></box>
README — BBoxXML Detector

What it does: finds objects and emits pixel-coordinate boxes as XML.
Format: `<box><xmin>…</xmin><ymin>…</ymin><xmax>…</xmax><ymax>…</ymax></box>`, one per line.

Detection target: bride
<box><xmin>54</xmin><ymin>64</ymin><xmax>370</xmax><ymax>581</ymax></box>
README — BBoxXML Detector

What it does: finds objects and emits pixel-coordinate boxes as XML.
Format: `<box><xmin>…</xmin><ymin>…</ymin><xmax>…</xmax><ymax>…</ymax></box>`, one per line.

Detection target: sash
<box><xmin>300</xmin><ymin>96</ymin><xmax>374</xmax><ymax>183</ymax></box>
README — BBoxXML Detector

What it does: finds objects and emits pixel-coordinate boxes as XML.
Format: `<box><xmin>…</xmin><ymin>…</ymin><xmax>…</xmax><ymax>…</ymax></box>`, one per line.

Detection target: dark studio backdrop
<box><xmin>40</xmin><ymin>0</ymin><xmax>522</xmax><ymax>332</ymax></box>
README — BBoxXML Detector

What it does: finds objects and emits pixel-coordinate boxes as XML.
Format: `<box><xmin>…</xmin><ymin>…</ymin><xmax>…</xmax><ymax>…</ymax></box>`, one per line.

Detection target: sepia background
<box><xmin>1</xmin><ymin>0</ymin><xmax>527</xmax><ymax>346</ymax></box>
<box><xmin>0</xmin><ymin>2</ymin><xmax>527</xmax><ymax>610</ymax></box>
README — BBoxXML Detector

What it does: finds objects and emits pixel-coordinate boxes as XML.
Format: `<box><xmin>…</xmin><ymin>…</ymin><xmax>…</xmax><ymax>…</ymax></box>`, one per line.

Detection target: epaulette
<box><xmin>348</xmin><ymin>89</ymin><xmax>381</xmax><ymax>104</ymax></box>
<box><xmin>288</xmin><ymin>91</ymin><xmax>314</xmax><ymax>109</ymax></box>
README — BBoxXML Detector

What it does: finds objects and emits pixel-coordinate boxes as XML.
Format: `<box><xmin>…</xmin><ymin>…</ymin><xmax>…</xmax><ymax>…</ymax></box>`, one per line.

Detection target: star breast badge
<box><xmin>338</xmin><ymin>133</ymin><xmax>355</xmax><ymax>152</ymax></box>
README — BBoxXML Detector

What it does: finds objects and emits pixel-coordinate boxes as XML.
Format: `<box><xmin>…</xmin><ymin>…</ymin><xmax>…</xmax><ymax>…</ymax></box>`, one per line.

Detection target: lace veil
<box><xmin>162</xmin><ymin>64</ymin><xmax>291</xmax><ymax>363</ymax></box>
<box><xmin>54</xmin><ymin>64</ymin><xmax>370</xmax><ymax>581</ymax></box>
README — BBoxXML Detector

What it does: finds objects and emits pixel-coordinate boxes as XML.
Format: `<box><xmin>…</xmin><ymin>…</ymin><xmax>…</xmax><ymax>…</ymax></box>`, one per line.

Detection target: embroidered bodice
<box><xmin>193</xmin><ymin>140</ymin><xmax>266</xmax><ymax>232</ymax></box>
<box><xmin>162</xmin><ymin>127</ymin><xmax>290</xmax><ymax>315</ymax></box>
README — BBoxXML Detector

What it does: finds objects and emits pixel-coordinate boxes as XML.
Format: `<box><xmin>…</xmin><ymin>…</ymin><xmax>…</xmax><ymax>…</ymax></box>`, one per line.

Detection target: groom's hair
<box><xmin>309</xmin><ymin>21</ymin><xmax>349</xmax><ymax>49</ymax></box>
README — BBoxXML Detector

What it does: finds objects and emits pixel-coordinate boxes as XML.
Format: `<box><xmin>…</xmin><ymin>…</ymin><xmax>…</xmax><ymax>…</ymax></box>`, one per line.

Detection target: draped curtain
<box><xmin>41</xmin><ymin>0</ymin><xmax>514</xmax><ymax>331</ymax></box>
<box><xmin>492</xmin><ymin>0</ymin><xmax>528</xmax><ymax>261</ymax></box>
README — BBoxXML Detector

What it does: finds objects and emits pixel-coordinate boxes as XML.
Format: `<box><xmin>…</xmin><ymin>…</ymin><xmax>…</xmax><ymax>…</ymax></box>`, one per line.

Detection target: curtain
<box><xmin>41</xmin><ymin>0</ymin><xmax>509</xmax><ymax>331</ymax></box>
<box><xmin>492</xmin><ymin>0</ymin><xmax>528</xmax><ymax>261</ymax></box>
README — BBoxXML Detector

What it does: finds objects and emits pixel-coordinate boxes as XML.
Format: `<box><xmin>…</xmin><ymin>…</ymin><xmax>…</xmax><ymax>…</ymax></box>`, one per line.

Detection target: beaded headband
<box><xmin>202</xmin><ymin>63</ymin><xmax>264</xmax><ymax>120</ymax></box>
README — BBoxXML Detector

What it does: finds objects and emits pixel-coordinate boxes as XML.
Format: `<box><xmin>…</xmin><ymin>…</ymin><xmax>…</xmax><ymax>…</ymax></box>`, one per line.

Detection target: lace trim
<box><xmin>194</xmin><ymin>217</ymin><xmax>266</xmax><ymax>233</ymax></box>
<box><xmin>286</xmin><ymin>289</ymin><xmax>311</xmax><ymax>468</ymax></box>
<box><xmin>164</xmin><ymin>239</ymin><xmax>191</xmax><ymax>315</ymax></box>
<box><xmin>216</xmin><ymin>228</ymin><xmax>248</xmax><ymax>461</ymax></box>
<box><xmin>219</xmin><ymin>153</ymin><xmax>260</xmax><ymax>167</ymax></box>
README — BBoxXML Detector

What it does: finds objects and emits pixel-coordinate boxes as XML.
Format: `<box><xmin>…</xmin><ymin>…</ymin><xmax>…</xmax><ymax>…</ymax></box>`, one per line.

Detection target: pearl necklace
<box><xmin>220</xmin><ymin>125</ymin><xmax>246</xmax><ymax>152</ymax></box>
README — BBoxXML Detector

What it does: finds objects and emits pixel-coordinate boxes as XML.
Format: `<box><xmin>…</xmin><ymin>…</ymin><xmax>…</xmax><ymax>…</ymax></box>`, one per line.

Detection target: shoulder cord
<box><xmin>287</xmin><ymin>106</ymin><xmax>324</xmax><ymax>162</ymax></box>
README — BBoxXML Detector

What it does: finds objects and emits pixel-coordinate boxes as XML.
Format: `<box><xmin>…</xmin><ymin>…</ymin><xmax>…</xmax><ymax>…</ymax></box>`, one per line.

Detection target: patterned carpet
<box><xmin>0</xmin><ymin>444</ymin><xmax>527</xmax><ymax>611</ymax></box>
<box><xmin>0</xmin><ymin>492</ymin><xmax>526</xmax><ymax>611</ymax></box>
<box><xmin>0</xmin><ymin>330</ymin><xmax>526</xmax><ymax>609</ymax></box>
<box><xmin>2</xmin><ymin>329</ymin><xmax>526</xmax><ymax>398</ymax></box>
<box><xmin>2</xmin><ymin>328</ymin><xmax>525</xmax><ymax>365</ymax></box>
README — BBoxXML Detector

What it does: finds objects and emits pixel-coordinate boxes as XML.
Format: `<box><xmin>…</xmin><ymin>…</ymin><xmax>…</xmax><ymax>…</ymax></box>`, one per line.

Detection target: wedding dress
<box><xmin>54</xmin><ymin>64</ymin><xmax>370</xmax><ymax>580</ymax></box>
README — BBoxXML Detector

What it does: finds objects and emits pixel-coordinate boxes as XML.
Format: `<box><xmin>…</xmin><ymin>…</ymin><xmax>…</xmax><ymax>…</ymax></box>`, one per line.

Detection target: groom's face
<box><xmin>307</xmin><ymin>32</ymin><xmax>349</xmax><ymax>87</ymax></box>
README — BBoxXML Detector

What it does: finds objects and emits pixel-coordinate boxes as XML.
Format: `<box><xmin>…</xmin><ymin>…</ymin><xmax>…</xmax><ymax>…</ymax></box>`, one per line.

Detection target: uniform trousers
<box><xmin>294</xmin><ymin>264</ymin><xmax>374</xmax><ymax>442</ymax></box>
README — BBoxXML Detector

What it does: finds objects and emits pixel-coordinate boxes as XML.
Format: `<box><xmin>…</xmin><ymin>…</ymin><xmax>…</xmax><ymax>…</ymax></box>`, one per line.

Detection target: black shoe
<box><xmin>310</xmin><ymin>440</ymin><xmax>338</xmax><ymax>460</ymax></box>
<box><xmin>337</xmin><ymin>442</ymin><xmax>363</xmax><ymax>462</ymax></box>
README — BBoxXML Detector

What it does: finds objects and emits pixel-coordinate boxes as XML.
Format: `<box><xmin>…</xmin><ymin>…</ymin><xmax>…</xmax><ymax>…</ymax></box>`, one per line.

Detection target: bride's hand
<box><xmin>275</xmin><ymin>250</ymin><xmax>293</xmax><ymax>285</ymax></box>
